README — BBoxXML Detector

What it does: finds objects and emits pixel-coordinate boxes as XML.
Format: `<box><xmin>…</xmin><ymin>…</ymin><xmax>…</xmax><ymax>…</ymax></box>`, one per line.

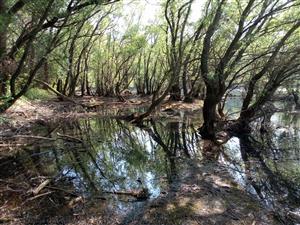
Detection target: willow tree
<box><xmin>164</xmin><ymin>0</ymin><xmax>194</xmax><ymax>101</ymax></box>
<box><xmin>197</xmin><ymin>0</ymin><xmax>300</xmax><ymax>138</ymax></box>
<box><xmin>0</xmin><ymin>0</ymin><xmax>119</xmax><ymax>112</ymax></box>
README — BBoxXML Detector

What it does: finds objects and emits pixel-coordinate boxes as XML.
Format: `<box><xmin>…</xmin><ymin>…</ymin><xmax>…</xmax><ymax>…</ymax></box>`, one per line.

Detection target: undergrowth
<box><xmin>25</xmin><ymin>88</ymin><xmax>53</xmax><ymax>100</ymax></box>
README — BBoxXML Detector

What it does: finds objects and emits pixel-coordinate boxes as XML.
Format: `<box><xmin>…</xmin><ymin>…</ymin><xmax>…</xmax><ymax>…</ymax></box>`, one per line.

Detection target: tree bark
<box><xmin>199</xmin><ymin>90</ymin><xmax>218</xmax><ymax>139</ymax></box>
<box><xmin>292</xmin><ymin>91</ymin><xmax>300</xmax><ymax>109</ymax></box>
<box><xmin>169</xmin><ymin>82</ymin><xmax>181</xmax><ymax>101</ymax></box>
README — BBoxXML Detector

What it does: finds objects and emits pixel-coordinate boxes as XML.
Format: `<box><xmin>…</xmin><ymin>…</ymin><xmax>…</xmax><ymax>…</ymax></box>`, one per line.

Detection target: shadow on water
<box><xmin>1</xmin><ymin>107</ymin><xmax>300</xmax><ymax>224</ymax></box>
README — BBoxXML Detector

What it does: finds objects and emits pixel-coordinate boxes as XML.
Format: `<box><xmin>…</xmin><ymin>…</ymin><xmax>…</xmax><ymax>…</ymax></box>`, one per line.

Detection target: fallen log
<box><xmin>34</xmin><ymin>79</ymin><xmax>100</xmax><ymax>109</ymax></box>
<box><xmin>34</xmin><ymin>79</ymin><xmax>78</xmax><ymax>104</ymax></box>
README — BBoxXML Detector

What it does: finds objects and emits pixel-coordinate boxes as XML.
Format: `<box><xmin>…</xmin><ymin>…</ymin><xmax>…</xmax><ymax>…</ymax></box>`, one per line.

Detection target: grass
<box><xmin>25</xmin><ymin>87</ymin><xmax>54</xmax><ymax>100</ymax></box>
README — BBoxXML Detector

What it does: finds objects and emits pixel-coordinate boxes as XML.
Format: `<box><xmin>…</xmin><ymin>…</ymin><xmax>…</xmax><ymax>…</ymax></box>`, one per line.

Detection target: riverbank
<box><xmin>0</xmin><ymin>96</ymin><xmax>203</xmax><ymax>135</ymax></box>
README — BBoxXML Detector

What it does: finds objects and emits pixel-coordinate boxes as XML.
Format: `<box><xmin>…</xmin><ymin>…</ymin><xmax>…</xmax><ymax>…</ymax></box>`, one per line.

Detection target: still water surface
<box><xmin>1</xmin><ymin>104</ymin><xmax>300</xmax><ymax>222</ymax></box>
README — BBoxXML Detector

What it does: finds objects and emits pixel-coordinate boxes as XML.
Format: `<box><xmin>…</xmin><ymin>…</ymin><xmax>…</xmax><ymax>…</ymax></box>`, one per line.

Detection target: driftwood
<box><xmin>31</xmin><ymin>179</ymin><xmax>51</xmax><ymax>195</ymax></box>
<box><xmin>67</xmin><ymin>196</ymin><xmax>84</xmax><ymax>208</ymax></box>
<box><xmin>28</xmin><ymin>191</ymin><xmax>53</xmax><ymax>201</ymax></box>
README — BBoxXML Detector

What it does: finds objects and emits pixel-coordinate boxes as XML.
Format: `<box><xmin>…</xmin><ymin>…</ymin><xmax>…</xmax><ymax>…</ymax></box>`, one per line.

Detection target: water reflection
<box><xmin>1</xmin><ymin>110</ymin><xmax>300</xmax><ymax>223</ymax></box>
<box><xmin>223</xmin><ymin>111</ymin><xmax>300</xmax><ymax>223</ymax></box>
<box><xmin>1</xmin><ymin>118</ymin><xmax>201</xmax><ymax>200</ymax></box>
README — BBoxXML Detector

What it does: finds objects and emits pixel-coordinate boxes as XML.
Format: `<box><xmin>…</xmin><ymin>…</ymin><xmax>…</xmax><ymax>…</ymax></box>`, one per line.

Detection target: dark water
<box><xmin>1</xmin><ymin>104</ymin><xmax>300</xmax><ymax>223</ymax></box>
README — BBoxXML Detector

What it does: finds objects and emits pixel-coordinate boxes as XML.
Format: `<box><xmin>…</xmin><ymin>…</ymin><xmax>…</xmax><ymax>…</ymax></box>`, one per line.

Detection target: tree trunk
<box><xmin>43</xmin><ymin>60</ymin><xmax>49</xmax><ymax>85</ymax></box>
<box><xmin>169</xmin><ymin>83</ymin><xmax>181</xmax><ymax>101</ymax></box>
<box><xmin>199</xmin><ymin>93</ymin><xmax>218</xmax><ymax>139</ymax></box>
<box><xmin>81</xmin><ymin>76</ymin><xmax>85</xmax><ymax>97</ymax></box>
<box><xmin>0</xmin><ymin>0</ymin><xmax>8</xmax><ymax>96</ymax></box>
<box><xmin>292</xmin><ymin>91</ymin><xmax>300</xmax><ymax>109</ymax></box>
<box><xmin>0</xmin><ymin>97</ymin><xmax>16</xmax><ymax>113</ymax></box>
<box><xmin>200</xmin><ymin>80</ymin><xmax>225</xmax><ymax>139</ymax></box>
<box><xmin>56</xmin><ymin>79</ymin><xmax>63</xmax><ymax>93</ymax></box>
<box><xmin>182</xmin><ymin>66</ymin><xmax>189</xmax><ymax>100</ymax></box>
<box><xmin>86</xmin><ymin>73</ymin><xmax>91</xmax><ymax>96</ymax></box>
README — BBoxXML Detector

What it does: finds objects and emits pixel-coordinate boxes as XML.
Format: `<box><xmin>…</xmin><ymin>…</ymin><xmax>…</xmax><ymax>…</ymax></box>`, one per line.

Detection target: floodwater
<box><xmin>0</xmin><ymin>100</ymin><xmax>300</xmax><ymax>224</ymax></box>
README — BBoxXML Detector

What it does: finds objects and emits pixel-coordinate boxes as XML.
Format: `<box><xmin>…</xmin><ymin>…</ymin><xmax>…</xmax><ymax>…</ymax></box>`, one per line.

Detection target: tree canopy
<box><xmin>1</xmin><ymin>0</ymin><xmax>300</xmax><ymax>139</ymax></box>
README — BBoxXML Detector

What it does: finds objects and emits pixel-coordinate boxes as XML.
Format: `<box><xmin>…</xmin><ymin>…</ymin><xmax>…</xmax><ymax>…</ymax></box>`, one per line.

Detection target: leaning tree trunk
<box><xmin>230</xmin><ymin>84</ymin><xmax>279</xmax><ymax>135</ymax></box>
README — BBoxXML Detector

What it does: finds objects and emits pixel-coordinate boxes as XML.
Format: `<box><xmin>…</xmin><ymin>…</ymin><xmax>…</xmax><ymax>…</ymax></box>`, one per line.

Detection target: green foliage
<box><xmin>0</xmin><ymin>115</ymin><xmax>8</xmax><ymax>125</ymax></box>
<box><xmin>1</xmin><ymin>0</ymin><xmax>300</xmax><ymax>115</ymax></box>
<box><xmin>0</xmin><ymin>12</ymin><xmax>9</xmax><ymax>31</ymax></box>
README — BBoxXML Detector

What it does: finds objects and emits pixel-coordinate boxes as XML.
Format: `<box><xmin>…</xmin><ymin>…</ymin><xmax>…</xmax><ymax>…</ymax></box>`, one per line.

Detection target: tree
<box><xmin>164</xmin><ymin>0</ymin><xmax>194</xmax><ymax>101</ymax></box>
<box><xmin>197</xmin><ymin>0</ymin><xmax>300</xmax><ymax>139</ymax></box>
<box><xmin>0</xmin><ymin>0</ymin><xmax>119</xmax><ymax>112</ymax></box>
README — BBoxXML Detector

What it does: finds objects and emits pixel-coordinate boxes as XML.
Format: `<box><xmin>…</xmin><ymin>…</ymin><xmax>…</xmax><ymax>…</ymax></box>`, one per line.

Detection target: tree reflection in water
<box><xmin>223</xmin><ymin>115</ymin><xmax>300</xmax><ymax>223</ymax></box>
<box><xmin>1</xmin><ymin>113</ymin><xmax>300</xmax><ymax>223</ymax></box>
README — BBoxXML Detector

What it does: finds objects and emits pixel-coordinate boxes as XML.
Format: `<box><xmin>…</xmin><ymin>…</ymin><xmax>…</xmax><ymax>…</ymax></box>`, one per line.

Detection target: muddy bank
<box><xmin>119</xmin><ymin>160</ymin><xmax>276</xmax><ymax>225</ymax></box>
<box><xmin>0</xmin><ymin>96</ymin><xmax>203</xmax><ymax>135</ymax></box>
